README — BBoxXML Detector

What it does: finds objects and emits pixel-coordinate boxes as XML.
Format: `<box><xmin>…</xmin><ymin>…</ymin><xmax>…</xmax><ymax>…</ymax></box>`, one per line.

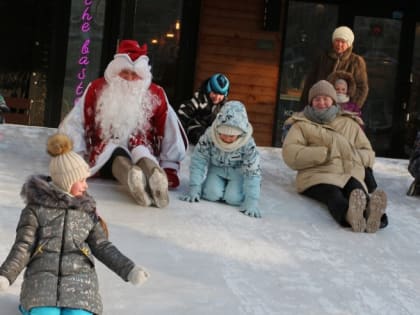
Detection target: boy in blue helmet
<box><xmin>177</xmin><ymin>73</ymin><xmax>230</xmax><ymax>145</ymax></box>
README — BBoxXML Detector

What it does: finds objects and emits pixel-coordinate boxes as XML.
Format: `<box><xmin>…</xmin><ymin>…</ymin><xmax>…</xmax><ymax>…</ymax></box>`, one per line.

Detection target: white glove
<box><xmin>127</xmin><ymin>266</ymin><xmax>149</xmax><ymax>286</ymax></box>
<box><xmin>0</xmin><ymin>275</ymin><xmax>10</xmax><ymax>291</ymax></box>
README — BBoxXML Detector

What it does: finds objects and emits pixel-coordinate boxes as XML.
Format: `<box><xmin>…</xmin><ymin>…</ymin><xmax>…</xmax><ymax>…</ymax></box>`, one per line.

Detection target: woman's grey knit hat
<box><xmin>308</xmin><ymin>80</ymin><xmax>337</xmax><ymax>104</ymax></box>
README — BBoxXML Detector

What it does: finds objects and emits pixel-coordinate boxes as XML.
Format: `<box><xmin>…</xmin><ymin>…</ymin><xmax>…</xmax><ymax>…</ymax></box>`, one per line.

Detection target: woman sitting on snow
<box><xmin>282</xmin><ymin>80</ymin><xmax>388</xmax><ymax>232</ymax></box>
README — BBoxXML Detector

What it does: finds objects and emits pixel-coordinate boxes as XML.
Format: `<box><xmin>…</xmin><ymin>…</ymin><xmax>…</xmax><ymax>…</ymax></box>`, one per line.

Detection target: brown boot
<box><xmin>346</xmin><ymin>189</ymin><xmax>367</xmax><ymax>232</ymax></box>
<box><xmin>112</xmin><ymin>156</ymin><xmax>151</xmax><ymax>206</ymax></box>
<box><xmin>366</xmin><ymin>189</ymin><xmax>387</xmax><ymax>233</ymax></box>
<box><xmin>137</xmin><ymin>157</ymin><xmax>169</xmax><ymax>208</ymax></box>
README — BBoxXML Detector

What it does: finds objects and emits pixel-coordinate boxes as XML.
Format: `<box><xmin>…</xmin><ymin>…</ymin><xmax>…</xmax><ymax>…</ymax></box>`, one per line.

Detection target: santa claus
<box><xmin>59</xmin><ymin>39</ymin><xmax>187</xmax><ymax>207</ymax></box>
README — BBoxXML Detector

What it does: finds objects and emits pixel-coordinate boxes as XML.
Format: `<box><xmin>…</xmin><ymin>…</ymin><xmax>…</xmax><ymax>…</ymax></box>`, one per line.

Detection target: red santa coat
<box><xmin>83</xmin><ymin>77</ymin><xmax>167</xmax><ymax>172</ymax></box>
<box><xmin>58</xmin><ymin>77</ymin><xmax>190</xmax><ymax>176</ymax></box>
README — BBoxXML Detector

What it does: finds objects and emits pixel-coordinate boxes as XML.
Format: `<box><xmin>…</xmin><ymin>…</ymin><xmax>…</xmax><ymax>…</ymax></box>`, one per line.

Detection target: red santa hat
<box><xmin>104</xmin><ymin>39</ymin><xmax>151</xmax><ymax>83</ymax></box>
<box><xmin>117</xmin><ymin>40</ymin><xmax>148</xmax><ymax>61</ymax></box>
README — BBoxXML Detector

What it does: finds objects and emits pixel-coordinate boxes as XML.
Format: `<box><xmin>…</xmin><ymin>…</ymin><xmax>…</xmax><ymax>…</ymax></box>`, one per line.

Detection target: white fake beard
<box><xmin>96</xmin><ymin>76</ymin><xmax>155</xmax><ymax>144</ymax></box>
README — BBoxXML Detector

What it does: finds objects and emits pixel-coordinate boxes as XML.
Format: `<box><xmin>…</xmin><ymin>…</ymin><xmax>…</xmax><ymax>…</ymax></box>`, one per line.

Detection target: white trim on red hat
<box><xmin>104</xmin><ymin>53</ymin><xmax>151</xmax><ymax>84</ymax></box>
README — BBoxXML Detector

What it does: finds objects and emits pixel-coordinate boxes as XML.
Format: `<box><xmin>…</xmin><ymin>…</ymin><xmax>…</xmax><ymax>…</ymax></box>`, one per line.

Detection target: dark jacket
<box><xmin>408</xmin><ymin>131</ymin><xmax>420</xmax><ymax>179</ymax></box>
<box><xmin>0</xmin><ymin>175</ymin><xmax>135</xmax><ymax>315</ymax></box>
<box><xmin>300</xmin><ymin>47</ymin><xmax>368</xmax><ymax>109</ymax></box>
<box><xmin>177</xmin><ymin>79</ymin><xmax>227</xmax><ymax>145</ymax></box>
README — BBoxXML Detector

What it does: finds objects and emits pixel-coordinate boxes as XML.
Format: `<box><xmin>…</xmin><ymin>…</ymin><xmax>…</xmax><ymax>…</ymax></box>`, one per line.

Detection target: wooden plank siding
<box><xmin>195</xmin><ymin>0</ymin><xmax>283</xmax><ymax>146</ymax></box>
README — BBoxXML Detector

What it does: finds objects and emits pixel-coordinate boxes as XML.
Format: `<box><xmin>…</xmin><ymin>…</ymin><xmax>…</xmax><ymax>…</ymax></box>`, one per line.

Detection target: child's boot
<box><xmin>346</xmin><ymin>189</ymin><xmax>367</xmax><ymax>232</ymax></box>
<box><xmin>366</xmin><ymin>189</ymin><xmax>387</xmax><ymax>233</ymax></box>
<box><xmin>137</xmin><ymin>158</ymin><xmax>169</xmax><ymax>208</ymax></box>
<box><xmin>112</xmin><ymin>156</ymin><xmax>152</xmax><ymax>206</ymax></box>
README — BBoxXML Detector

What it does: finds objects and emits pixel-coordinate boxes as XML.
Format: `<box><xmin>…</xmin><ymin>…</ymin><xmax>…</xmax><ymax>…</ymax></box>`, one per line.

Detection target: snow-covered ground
<box><xmin>0</xmin><ymin>124</ymin><xmax>419</xmax><ymax>315</ymax></box>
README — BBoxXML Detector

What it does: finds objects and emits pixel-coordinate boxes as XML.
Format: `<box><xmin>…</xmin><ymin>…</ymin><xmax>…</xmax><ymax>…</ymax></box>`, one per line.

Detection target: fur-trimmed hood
<box><xmin>20</xmin><ymin>174</ymin><xmax>96</xmax><ymax>213</ymax></box>
<box><xmin>213</xmin><ymin>100</ymin><xmax>252</xmax><ymax>134</ymax></box>
<box><xmin>327</xmin><ymin>70</ymin><xmax>356</xmax><ymax>100</ymax></box>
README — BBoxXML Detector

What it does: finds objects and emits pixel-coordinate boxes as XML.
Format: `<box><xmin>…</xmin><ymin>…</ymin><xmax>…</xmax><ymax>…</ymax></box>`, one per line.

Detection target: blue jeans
<box><xmin>19</xmin><ymin>305</ymin><xmax>93</xmax><ymax>315</ymax></box>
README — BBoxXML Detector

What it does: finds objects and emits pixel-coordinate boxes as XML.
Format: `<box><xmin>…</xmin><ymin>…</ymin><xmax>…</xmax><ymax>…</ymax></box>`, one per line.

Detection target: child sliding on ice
<box><xmin>0</xmin><ymin>133</ymin><xmax>149</xmax><ymax>315</ymax></box>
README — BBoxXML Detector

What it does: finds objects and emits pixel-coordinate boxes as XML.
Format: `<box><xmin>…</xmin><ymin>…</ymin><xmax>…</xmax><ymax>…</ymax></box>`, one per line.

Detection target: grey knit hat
<box><xmin>308</xmin><ymin>80</ymin><xmax>337</xmax><ymax>104</ymax></box>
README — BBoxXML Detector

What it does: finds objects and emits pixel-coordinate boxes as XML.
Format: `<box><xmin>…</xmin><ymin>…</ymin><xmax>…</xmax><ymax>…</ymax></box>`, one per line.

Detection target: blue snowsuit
<box><xmin>181</xmin><ymin>101</ymin><xmax>262</xmax><ymax>217</ymax></box>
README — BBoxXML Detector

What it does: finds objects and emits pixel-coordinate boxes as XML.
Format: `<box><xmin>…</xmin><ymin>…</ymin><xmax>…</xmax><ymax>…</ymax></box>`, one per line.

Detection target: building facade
<box><xmin>1</xmin><ymin>0</ymin><xmax>419</xmax><ymax>158</ymax></box>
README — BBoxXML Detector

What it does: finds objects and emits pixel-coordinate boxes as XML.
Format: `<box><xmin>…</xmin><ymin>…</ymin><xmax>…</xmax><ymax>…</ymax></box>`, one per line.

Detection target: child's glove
<box><xmin>0</xmin><ymin>275</ymin><xmax>10</xmax><ymax>291</ymax></box>
<box><xmin>179</xmin><ymin>186</ymin><xmax>201</xmax><ymax>202</ymax></box>
<box><xmin>128</xmin><ymin>266</ymin><xmax>150</xmax><ymax>286</ymax></box>
<box><xmin>240</xmin><ymin>199</ymin><xmax>261</xmax><ymax>218</ymax></box>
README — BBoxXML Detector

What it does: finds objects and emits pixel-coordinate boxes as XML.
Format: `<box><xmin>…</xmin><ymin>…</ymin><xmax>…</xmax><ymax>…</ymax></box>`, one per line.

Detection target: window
<box><xmin>132</xmin><ymin>0</ymin><xmax>183</xmax><ymax>100</ymax></box>
<box><xmin>275</xmin><ymin>1</ymin><xmax>338</xmax><ymax>146</ymax></box>
<box><xmin>62</xmin><ymin>0</ymin><xmax>106</xmax><ymax>118</ymax></box>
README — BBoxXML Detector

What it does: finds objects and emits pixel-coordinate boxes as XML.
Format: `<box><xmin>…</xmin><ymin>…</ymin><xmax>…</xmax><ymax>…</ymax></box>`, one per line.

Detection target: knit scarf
<box><xmin>210</xmin><ymin>123</ymin><xmax>252</xmax><ymax>152</ymax></box>
<box><xmin>303</xmin><ymin>105</ymin><xmax>339</xmax><ymax>124</ymax></box>
<box><xmin>337</xmin><ymin>93</ymin><xmax>350</xmax><ymax>104</ymax></box>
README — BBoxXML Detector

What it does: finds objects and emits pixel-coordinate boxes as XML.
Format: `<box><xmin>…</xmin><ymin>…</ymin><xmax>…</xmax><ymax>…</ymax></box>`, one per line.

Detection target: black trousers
<box><xmin>302</xmin><ymin>177</ymin><xmax>367</xmax><ymax>227</ymax></box>
<box><xmin>99</xmin><ymin>148</ymin><xmax>131</xmax><ymax>179</ymax></box>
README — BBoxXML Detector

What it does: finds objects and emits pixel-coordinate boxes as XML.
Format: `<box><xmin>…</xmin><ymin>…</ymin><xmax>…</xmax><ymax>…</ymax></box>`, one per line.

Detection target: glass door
<box><xmin>405</xmin><ymin>23</ymin><xmax>420</xmax><ymax>156</ymax></box>
<box><xmin>354</xmin><ymin>16</ymin><xmax>401</xmax><ymax>156</ymax></box>
<box><xmin>276</xmin><ymin>1</ymin><xmax>418</xmax><ymax>157</ymax></box>
<box><xmin>274</xmin><ymin>1</ymin><xmax>338</xmax><ymax>146</ymax></box>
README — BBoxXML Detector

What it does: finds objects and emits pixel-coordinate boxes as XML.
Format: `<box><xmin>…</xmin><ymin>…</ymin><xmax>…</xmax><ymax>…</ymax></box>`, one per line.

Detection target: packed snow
<box><xmin>0</xmin><ymin>124</ymin><xmax>419</xmax><ymax>315</ymax></box>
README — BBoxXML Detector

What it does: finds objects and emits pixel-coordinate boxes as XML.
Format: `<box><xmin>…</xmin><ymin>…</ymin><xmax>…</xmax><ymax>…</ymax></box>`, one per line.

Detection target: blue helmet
<box><xmin>206</xmin><ymin>73</ymin><xmax>230</xmax><ymax>96</ymax></box>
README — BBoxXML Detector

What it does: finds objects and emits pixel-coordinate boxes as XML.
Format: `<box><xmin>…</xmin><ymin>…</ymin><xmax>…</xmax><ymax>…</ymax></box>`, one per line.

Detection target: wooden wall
<box><xmin>195</xmin><ymin>0</ymin><xmax>283</xmax><ymax>146</ymax></box>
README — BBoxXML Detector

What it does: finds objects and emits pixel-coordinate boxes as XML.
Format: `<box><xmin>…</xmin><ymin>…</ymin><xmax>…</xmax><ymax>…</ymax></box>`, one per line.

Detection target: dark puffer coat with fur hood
<box><xmin>0</xmin><ymin>175</ymin><xmax>135</xmax><ymax>314</ymax></box>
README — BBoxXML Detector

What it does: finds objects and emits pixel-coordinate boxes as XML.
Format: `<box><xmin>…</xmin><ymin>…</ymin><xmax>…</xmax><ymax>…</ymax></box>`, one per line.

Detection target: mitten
<box><xmin>179</xmin><ymin>186</ymin><xmax>201</xmax><ymax>202</ymax></box>
<box><xmin>240</xmin><ymin>198</ymin><xmax>261</xmax><ymax>218</ymax></box>
<box><xmin>0</xmin><ymin>275</ymin><xmax>10</xmax><ymax>291</ymax></box>
<box><xmin>241</xmin><ymin>175</ymin><xmax>261</xmax><ymax>218</ymax></box>
<box><xmin>164</xmin><ymin>168</ymin><xmax>180</xmax><ymax>189</ymax></box>
<box><xmin>128</xmin><ymin>266</ymin><xmax>149</xmax><ymax>286</ymax></box>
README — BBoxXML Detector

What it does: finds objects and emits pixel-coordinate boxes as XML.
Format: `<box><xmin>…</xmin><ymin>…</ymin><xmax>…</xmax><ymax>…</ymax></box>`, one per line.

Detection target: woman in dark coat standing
<box><xmin>300</xmin><ymin>26</ymin><xmax>369</xmax><ymax>110</ymax></box>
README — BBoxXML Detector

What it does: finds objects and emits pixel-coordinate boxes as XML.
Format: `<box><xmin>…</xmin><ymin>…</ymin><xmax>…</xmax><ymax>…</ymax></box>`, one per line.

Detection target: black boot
<box><xmin>407</xmin><ymin>178</ymin><xmax>420</xmax><ymax>196</ymax></box>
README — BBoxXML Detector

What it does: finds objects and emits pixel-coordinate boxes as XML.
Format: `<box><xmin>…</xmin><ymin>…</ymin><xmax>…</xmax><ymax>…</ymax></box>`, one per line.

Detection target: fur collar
<box><xmin>328</xmin><ymin>46</ymin><xmax>353</xmax><ymax>60</ymax></box>
<box><xmin>20</xmin><ymin>175</ymin><xmax>96</xmax><ymax>213</ymax></box>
